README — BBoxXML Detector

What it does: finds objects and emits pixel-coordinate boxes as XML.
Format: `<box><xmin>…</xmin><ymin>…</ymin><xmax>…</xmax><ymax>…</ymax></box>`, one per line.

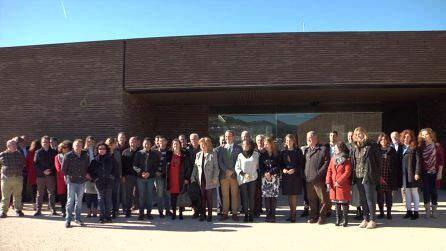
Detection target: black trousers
<box><xmin>377</xmin><ymin>189</ymin><xmax>393</xmax><ymax>213</ymax></box>
<box><xmin>422</xmin><ymin>173</ymin><xmax>438</xmax><ymax>205</ymax></box>
<box><xmin>240</xmin><ymin>181</ymin><xmax>256</xmax><ymax>215</ymax></box>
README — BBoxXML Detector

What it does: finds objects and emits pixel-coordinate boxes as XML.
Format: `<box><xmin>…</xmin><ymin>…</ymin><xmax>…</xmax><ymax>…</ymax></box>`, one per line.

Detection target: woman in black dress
<box><xmin>280</xmin><ymin>134</ymin><xmax>304</xmax><ymax>223</ymax></box>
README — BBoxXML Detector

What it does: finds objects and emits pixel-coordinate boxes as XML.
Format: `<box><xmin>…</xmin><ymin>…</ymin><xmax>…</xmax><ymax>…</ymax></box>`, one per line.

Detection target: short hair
<box><xmin>190</xmin><ymin>133</ymin><xmax>199</xmax><ymax>139</ymax></box>
<box><xmin>117</xmin><ymin>132</ymin><xmax>127</xmax><ymax>138</ymax></box>
<box><xmin>14</xmin><ymin>136</ymin><xmax>24</xmax><ymax>144</ymax></box>
<box><xmin>241</xmin><ymin>131</ymin><xmax>250</xmax><ymax>137</ymax></box>
<box><xmin>73</xmin><ymin>138</ymin><xmax>83</xmax><ymax>146</ymax></box>
<box><xmin>198</xmin><ymin>137</ymin><xmax>213</xmax><ymax>151</ymax></box>
<box><xmin>307</xmin><ymin>131</ymin><xmax>317</xmax><ymax>137</ymax></box>
<box><xmin>224</xmin><ymin>130</ymin><xmax>234</xmax><ymax>136</ymax></box>
<box><xmin>143</xmin><ymin>137</ymin><xmax>152</xmax><ymax>144</ymax></box>
<box><xmin>329</xmin><ymin>130</ymin><xmax>338</xmax><ymax>136</ymax></box>
<box><xmin>256</xmin><ymin>134</ymin><xmax>265</xmax><ymax>141</ymax></box>
<box><xmin>41</xmin><ymin>135</ymin><xmax>50</xmax><ymax>142</ymax></box>
<box><xmin>6</xmin><ymin>139</ymin><xmax>16</xmax><ymax>148</ymax></box>
<box><xmin>50</xmin><ymin>137</ymin><xmax>58</xmax><ymax>142</ymax></box>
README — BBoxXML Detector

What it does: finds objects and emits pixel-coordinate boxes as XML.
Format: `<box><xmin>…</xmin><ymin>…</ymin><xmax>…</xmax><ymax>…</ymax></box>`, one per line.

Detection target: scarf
<box><xmin>242</xmin><ymin>149</ymin><xmax>254</xmax><ymax>158</ymax></box>
<box><xmin>333</xmin><ymin>153</ymin><xmax>348</xmax><ymax>166</ymax></box>
<box><xmin>421</xmin><ymin>143</ymin><xmax>436</xmax><ymax>171</ymax></box>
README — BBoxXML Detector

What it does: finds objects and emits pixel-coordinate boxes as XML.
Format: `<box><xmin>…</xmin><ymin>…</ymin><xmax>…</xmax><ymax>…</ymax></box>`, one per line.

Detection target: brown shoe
<box><xmin>232</xmin><ymin>214</ymin><xmax>239</xmax><ymax>222</ymax></box>
<box><xmin>317</xmin><ymin>217</ymin><xmax>325</xmax><ymax>225</ymax></box>
<box><xmin>219</xmin><ymin>214</ymin><xmax>228</xmax><ymax>221</ymax></box>
<box><xmin>307</xmin><ymin>218</ymin><xmax>318</xmax><ymax>224</ymax></box>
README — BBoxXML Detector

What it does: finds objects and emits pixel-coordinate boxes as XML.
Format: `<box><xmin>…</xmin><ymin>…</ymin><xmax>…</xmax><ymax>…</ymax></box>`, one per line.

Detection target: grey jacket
<box><xmin>351</xmin><ymin>140</ymin><xmax>382</xmax><ymax>185</ymax></box>
<box><xmin>61</xmin><ymin>151</ymin><xmax>90</xmax><ymax>184</ymax></box>
<box><xmin>217</xmin><ymin>144</ymin><xmax>242</xmax><ymax>180</ymax></box>
<box><xmin>191</xmin><ymin>151</ymin><xmax>220</xmax><ymax>189</ymax></box>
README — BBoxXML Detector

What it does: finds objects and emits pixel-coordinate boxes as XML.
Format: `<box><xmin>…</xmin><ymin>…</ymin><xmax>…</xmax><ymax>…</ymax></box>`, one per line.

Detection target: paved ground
<box><xmin>1</xmin><ymin>191</ymin><xmax>445</xmax><ymax>251</ymax></box>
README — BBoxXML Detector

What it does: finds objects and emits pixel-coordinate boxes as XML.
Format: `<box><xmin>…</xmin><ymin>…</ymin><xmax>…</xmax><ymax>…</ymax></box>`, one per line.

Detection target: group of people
<box><xmin>0</xmin><ymin>127</ymin><xmax>443</xmax><ymax>230</ymax></box>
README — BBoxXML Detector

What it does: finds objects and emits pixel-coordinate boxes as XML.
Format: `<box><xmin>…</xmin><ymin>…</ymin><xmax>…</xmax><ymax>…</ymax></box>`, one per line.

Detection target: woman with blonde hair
<box><xmin>191</xmin><ymin>137</ymin><xmax>219</xmax><ymax>222</ymax></box>
<box><xmin>350</xmin><ymin>127</ymin><xmax>381</xmax><ymax>229</ymax></box>
<box><xmin>84</xmin><ymin>136</ymin><xmax>96</xmax><ymax>162</ymax></box>
<box><xmin>259</xmin><ymin>137</ymin><xmax>281</xmax><ymax>222</ymax></box>
<box><xmin>418</xmin><ymin>128</ymin><xmax>444</xmax><ymax>218</ymax></box>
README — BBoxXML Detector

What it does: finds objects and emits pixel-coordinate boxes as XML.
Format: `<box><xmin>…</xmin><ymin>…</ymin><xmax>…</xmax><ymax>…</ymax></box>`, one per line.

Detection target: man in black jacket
<box><xmin>133</xmin><ymin>138</ymin><xmax>160</xmax><ymax>220</ymax></box>
<box><xmin>304</xmin><ymin>131</ymin><xmax>330</xmax><ymax>224</ymax></box>
<box><xmin>34</xmin><ymin>136</ymin><xmax>58</xmax><ymax>216</ymax></box>
<box><xmin>122</xmin><ymin>137</ymin><xmax>139</xmax><ymax>218</ymax></box>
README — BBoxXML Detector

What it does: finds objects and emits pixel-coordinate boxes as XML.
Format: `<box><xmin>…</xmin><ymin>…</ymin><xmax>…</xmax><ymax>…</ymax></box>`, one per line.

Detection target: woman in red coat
<box><xmin>55</xmin><ymin>141</ymin><xmax>72</xmax><ymax>218</ymax></box>
<box><xmin>326</xmin><ymin>142</ymin><xmax>351</xmax><ymax>227</ymax></box>
<box><xmin>25</xmin><ymin>140</ymin><xmax>41</xmax><ymax>209</ymax></box>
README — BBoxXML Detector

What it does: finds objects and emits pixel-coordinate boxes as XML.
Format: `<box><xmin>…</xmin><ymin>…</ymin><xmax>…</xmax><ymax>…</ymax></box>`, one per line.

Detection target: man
<box><xmin>186</xmin><ymin>133</ymin><xmax>201</xmax><ymax>217</ymax></box>
<box><xmin>304</xmin><ymin>131</ymin><xmax>330</xmax><ymax>224</ymax></box>
<box><xmin>15</xmin><ymin>137</ymin><xmax>28</xmax><ymax>202</ymax></box>
<box><xmin>218</xmin><ymin>130</ymin><xmax>242</xmax><ymax>221</ymax></box>
<box><xmin>346</xmin><ymin>131</ymin><xmax>354</xmax><ymax>153</ymax></box>
<box><xmin>0</xmin><ymin>140</ymin><xmax>25</xmax><ymax>218</ymax></box>
<box><xmin>133</xmin><ymin>138</ymin><xmax>160</xmax><ymax>220</ymax></box>
<box><xmin>153</xmin><ymin>135</ymin><xmax>161</xmax><ymax>150</ymax></box>
<box><xmin>117</xmin><ymin>132</ymin><xmax>128</xmax><ymax>153</ymax></box>
<box><xmin>50</xmin><ymin>137</ymin><xmax>58</xmax><ymax>151</ymax></box>
<box><xmin>115</xmin><ymin>132</ymin><xmax>128</xmax><ymax>216</ymax></box>
<box><xmin>122</xmin><ymin>137</ymin><xmax>139</xmax><ymax>218</ymax></box>
<box><xmin>155</xmin><ymin>136</ymin><xmax>171</xmax><ymax>217</ymax></box>
<box><xmin>34</xmin><ymin>136</ymin><xmax>58</xmax><ymax>216</ymax></box>
<box><xmin>178</xmin><ymin>134</ymin><xmax>188</xmax><ymax>150</ymax></box>
<box><xmin>325</xmin><ymin>130</ymin><xmax>338</xmax><ymax>157</ymax></box>
<box><xmin>254</xmin><ymin>134</ymin><xmax>266</xmax><ymax>217</ymax></box>
<box><xmin>214</xmin><ymin>135</ymin><xmax>226</xmax><ymax>215</ymax></box>
<box><xmin>390</xmin><ymin>131</ymin><xmax>406</xmax><ymax>207</ymax></box>
<box><xmin>62</xmin><ymin>139</ymin><xmax>90</xmax><ymax>228</ymax></box>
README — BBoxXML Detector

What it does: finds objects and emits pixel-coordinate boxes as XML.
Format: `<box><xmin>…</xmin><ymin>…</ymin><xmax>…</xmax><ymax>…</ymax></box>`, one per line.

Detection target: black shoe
<box><xmin>207</xmin><ymin>215</ymin><xmax>212</xmax><ymax>222</ymax></box>
<box><xmin>411</xmin><ymin>211</ymin><xmax>419</xmax><ymax>220</ymax></box>
<box><xmin>387</xmin><ymin>213</ymin><xmax>392</xmax><ymax>220</ymax></box>
<box><xmin>112</xmin><ymin>213</ymin><xmax>117</xmax><ymax>219</ymax></box>
<box><xmin>403</xmin><ymin>210</ymin><xmax>412</xmax><ymax>219</ymax></box>
<box><xmin>193</xmin><ymin>212</ymin><xmax>199</xmax><ymax>219</ymax></box>
<box><xmin>137</xmin><ymin>214</ymin><xmax>144</xmax><ymax>220</ymax></box>
<box><xmin>16</xmin><ymin>211</ymin><xmax>25</xmax><ymax>217</ymax></box>
<box><xmin>146</xmin><ymin>214</ymin><xmax>153</xmax><ymax>220</ymax></box>
<box><xmin>244</xmin><ymin>215</ymin><xmax>249</xmax><ymax>222</ymax></box>
<box><xmin>0</xmin><ymin>213</ymin><xmax>7</xmax><ymax>218</ymax></box>
<box><xmin>34</xmin><ymin>211</ymin><xmax>41</xmax><ymax>217</ymax></box>
<box><xmin>125</xmin><ymin>212</ymin><xmax>131</xmax><ymax>218</ymax></box>
<box><xmin>179</xmin><ymin>211</ymin><xmax>184</xmax><ymax>220</ymax></box>
<box><xmin>106</xmin><ymin>218</ymin><xmax>112</xmax><ymax>223</ymax></box>
<box><xmin>199</xmin><ymin>215</ymin><xmax>205</xmax><ymax>221</ymax></box>
<box><xmin>232</xmin><ymin>214</ymin><xmax>239</xmax><ymax>222</ymax></box>
<box><xmin>165</xmin><ymin>210</ymin><xmax>173</xmax><ymax>217</ymax></box>
<box><xmin>52</xmin><ymin>209</ymin><xmax>59</xmax><ymax>216</ymax></box>
<box><xmin>99</xmin><ymin>218</ymin><xmax>105</xmax><ymax>224</ymax></box>
<box><xmin>377</xmin><ymin>213</ymin><xmax>385</xmax><ymax>219</ymax></box>
<box><xmin>248</xmin><ymin>215</ymin><xmax>254</xmax><ymax>222</ymax></box>
<box><xmin>62</xmin><ymin>213</ymin><xmax>67</xmax><ymax>218</ymax></box>
<box><xmin>65</xmin><ymin>221</ymin><xmax>71</xmax><ymax>228</ymax></box>
<box><xmin>171</xmin><ymin>215</ymin><xmax>176</xmax><ymax>220</ymax></box>
<box><xmin>300</xmin><ymin>208</ymin><xmax>310</xmax><ymax>217</ymax></box>
<box><xmin>159</xmin><ymin>212</ymin><xmax>165</xmax><ymax>218</ymax></box>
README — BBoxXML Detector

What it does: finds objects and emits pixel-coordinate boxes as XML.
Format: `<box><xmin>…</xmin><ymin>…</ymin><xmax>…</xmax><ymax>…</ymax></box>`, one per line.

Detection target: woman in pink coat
<box><xmin>326</xmin><ymin>142</ymin><xmax>351</xmax><ymax>227</ymax></box>
<box><xmin>54</xmin><ymin>141</ymin><xmax>72</xmax><ymax>218</ymax></box>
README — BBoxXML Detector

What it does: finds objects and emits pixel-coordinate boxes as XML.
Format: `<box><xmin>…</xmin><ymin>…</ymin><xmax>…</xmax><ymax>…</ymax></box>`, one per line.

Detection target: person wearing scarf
<box><xmin>418</xmin><ymin>128</ymin><xmax>444</xmax><ymax>218</ymax></box>
<box><xmin>235</xmin><ymin>139</ymin><xmax>259</xmax><ymax>222</ymax></box>
<box><xmin>326</xmin><ymin>142</ymin><xmax>352</xmax><ymax>227</ymax></box>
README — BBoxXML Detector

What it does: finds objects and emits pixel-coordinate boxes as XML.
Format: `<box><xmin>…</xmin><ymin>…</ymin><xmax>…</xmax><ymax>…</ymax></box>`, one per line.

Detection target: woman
<box><xmin>25</xmin><ymin>140</ymin><xmax>41</xmax><ymax>210</ymax></box>
<box><xmin>376</xmin><ymin>133</ymin><xmax>398</xmax><ymax>220</ymax></box>
<box><xmin>235</xmin><ymin>139</ymin><xmax>259</xmax><ymax>222</ymax></box>
<box><xmin>191</xmin><ymin>137</ymin><xmax>219</xmax><ymax>222</ymax></box>
<box><xmin>166</xmin><ymin>138</ymin><xmax>191</xmax><ymax>220</ymax></box>
<box><xmin>259</xmin><ymin>137</ymin><xmax>281</xmax><ymax>223</ymax></box>
<box><xmin>350</xmin><ymin>127</ymin><xmax>381</xmax><ymax>229</ymax></box>
<box><xmin>418</xmin><ymin>128</ymin><xmax>444</xmax><ymax>218</ymax></box>
<box><xmin>105</xmin><ymin>137</ymin><xmax>122</xmax><ymax>219</ymax></box>
<box><xmin>54</xmin><ymin>141</ymin><xmax>72</xmax><ymax>218</ymax></box>
<box><xmin>280</xmin><ymin>134</ymin><xmax>304</xmax><ymax>223</ymax></box>
<box><xmin>88</xmin><ymin>142</ymin><xmax>118</xmax><ymax>223</ymax></box>
<box><xmin>326</xmin><ymin>142</ymin><xmax>351</xmax><ymax>227</ymax></box>
<box><xmin>398</xmin><ymin>130</ymin><xmax>421</xmax><ymax>220</ymax></box>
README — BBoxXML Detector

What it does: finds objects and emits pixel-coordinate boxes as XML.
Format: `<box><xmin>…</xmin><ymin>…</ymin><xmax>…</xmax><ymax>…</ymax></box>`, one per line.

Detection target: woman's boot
<box><xmin>342</xmin><ymin>204</ymin><xmax>349</xmax><ymax>227</ymax></box>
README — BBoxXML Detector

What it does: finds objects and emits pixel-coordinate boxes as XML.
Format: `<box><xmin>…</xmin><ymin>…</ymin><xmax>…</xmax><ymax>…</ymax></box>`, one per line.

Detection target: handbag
<box><xmin>177</xmin><ymin>184</ymin><xmax>192</xmax><ymax>207</ymax></box>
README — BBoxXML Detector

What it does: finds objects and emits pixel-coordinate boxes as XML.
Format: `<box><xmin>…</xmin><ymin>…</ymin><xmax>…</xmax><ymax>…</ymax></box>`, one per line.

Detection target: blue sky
<box><xmin>1</xmin><ymin>0</ymin><xmax>445</xmax><ymax>47</ymax></box>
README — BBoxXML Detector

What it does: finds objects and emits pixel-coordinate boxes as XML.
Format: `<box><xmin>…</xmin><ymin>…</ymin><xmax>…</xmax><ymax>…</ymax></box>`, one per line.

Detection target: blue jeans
<box><xmin>155</xmin><ymin>176</ymin><xmax>170</xmax><ymax>212</ymax></box>
<box><xmin>137</xmin><ymin>178</ymin><xmax>155</xmax><ymax>215</ymax></box>
<box><xmin>66</xmin><ymin>182</ymin><xmax>86</xmax><ymax>222</ymax></box>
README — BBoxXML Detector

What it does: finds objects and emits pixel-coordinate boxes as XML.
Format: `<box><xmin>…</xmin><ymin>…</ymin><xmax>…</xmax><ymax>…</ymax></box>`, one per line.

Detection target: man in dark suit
<box><xmin>304</xmin><ymin>131</ymin><xmax>330</xmax><ymax>225</ymax></box>
<box><xmin>217</xmin><ymin>130</ymin><xmax>242</xmax><ymax>221</ymax></box>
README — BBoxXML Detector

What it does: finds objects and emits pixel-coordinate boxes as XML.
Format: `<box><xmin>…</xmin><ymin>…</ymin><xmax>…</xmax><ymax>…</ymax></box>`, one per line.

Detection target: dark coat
<box><xmin>132</xmin><ymin>150</ymin><xmax>160</xmax><ymax>179</ymax></box>
<box><xmin>379</xmin><ymin>147</ymin><xmax>399</xmax><ymax>190</ymax></box>
<box><xmin>88</xmin><ymin>154</ymin><xmax>118</xmax><ymax>190</ymax></box>
<box><xmin>398</xmin><ymin>146</ymin><xmax>421</xmax><ymax>188</ymax></box>
<box><xmin>303</xmin><ymin>144</ymin><xmax>330</xmax><ymax>183</ymax></box>
<box><xmin>351</xmin><ymin>140</ymin><xmax>382</xmax><ymax>185</ymax></box>
<box><xmin>280</xmin><ymin>148</ymin><xmax>304</xmax><ymax>195</ymax></box>
<box><xmin>326</xmin><ymin>158</ymin><xmax>352</xmax><ymax>201</ymax></box>
<box><xmin>259</xmin><ymin>151</ymin><xmax>281</xmax><ymax>177</ymax></box>
<box><xmin>165</xmin><ymin>151</ymin><xmax>191</xmax><ymax>192</ymax></box>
